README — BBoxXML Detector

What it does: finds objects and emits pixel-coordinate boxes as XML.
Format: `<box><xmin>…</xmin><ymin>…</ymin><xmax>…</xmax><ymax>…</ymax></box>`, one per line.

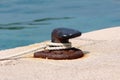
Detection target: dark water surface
<box><xmin>0</xmin><ymin>0</ymin><xmax>120</xmax><ymax>50</ymax></box>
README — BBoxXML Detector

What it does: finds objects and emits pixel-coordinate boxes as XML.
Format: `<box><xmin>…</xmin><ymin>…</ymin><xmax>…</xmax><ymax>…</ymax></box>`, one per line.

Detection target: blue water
<box><xmin>0</xmin><ymin>0</ymin><xmax>120</xmax><ymax>50</ymax></box>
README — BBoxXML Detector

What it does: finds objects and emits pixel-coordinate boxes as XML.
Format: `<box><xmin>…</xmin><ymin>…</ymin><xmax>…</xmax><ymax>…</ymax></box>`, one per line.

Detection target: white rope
<box><xmin>0</xmin><ymin>42</ymin><xmax>72</xmax><ymax>60</ymax></box>
<box><xmin>45</xmin><ymin>42</ymin><xmax>71</xmax><ymax>50</ymax></box>
<box><xmin>0</xmin><ymin>45</ymin><xmax>46</xmax><ymax>60</ymax></box>
<box><xmin>48</xmin><ymin>42</ymin><xmax>71</xmax><ymax>47</ymax></box>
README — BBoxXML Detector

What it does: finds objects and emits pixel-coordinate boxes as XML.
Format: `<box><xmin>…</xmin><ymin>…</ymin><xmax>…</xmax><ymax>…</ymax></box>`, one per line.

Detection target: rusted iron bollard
<box><xmin>34</xmin><ymin>28</ymin><xmax>84</xmax><ymax>60</ymax></box>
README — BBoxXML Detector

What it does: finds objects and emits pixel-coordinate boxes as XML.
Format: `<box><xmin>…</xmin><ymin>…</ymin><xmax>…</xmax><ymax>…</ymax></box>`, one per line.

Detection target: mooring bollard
<box><xmin>34</xmin><ymin>28</ymin><xmax>84</xmax><ymax>60</ymax></box>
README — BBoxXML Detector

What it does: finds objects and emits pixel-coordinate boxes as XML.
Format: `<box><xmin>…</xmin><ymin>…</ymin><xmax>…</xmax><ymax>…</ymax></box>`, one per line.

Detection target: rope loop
<box><xmin>45</xmin><ymin>42</ymin><xmax>72</xmax><ymax>50</ymax></box>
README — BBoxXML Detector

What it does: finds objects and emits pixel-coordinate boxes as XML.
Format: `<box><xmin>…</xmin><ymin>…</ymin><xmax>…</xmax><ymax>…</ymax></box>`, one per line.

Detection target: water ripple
<box><xmin>0</xmin><ymin>17</ymin><xmax>73</xmax><ymax>30</ymax></box>
<box><xmin>33</xmin><ymin>17</ymin><xmax>73</xmax><ymax>22</ymax></box>
<box><xmin>0</xmin><ymin>26</ymin><xmax>25</xmax><ymax>30</ymax></box>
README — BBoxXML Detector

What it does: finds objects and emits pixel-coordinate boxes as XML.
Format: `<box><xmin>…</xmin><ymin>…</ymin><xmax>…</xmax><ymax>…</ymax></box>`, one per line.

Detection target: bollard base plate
<box><xmin>34</xmin><ymin>48</ymin><xmax>84</xmax><ymax>60</ymax></box>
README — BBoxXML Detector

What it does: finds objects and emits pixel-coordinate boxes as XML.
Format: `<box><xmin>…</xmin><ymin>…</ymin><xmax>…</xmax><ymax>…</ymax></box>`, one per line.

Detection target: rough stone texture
<box><xmin>0</xmin><ymin>27</ymin><xmax>120</xmax><ymax>80</ymax></box>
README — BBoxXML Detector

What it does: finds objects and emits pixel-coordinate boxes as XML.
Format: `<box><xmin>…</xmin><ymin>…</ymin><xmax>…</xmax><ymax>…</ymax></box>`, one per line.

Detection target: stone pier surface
<box><xmin>0</xmin><ymin>27</ymin><xmax>120</xmax><ymax>80</ymax></box>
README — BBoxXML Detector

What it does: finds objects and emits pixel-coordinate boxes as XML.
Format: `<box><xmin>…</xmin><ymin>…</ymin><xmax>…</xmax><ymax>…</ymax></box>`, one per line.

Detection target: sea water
<box><xmin>0</xmin><ymin>0</ymin><xmax>120</xmax><ymax>50</ymax></box>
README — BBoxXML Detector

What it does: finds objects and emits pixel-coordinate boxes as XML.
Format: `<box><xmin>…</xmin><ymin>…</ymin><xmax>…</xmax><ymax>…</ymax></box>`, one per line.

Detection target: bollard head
<box><xmin>51</xmin><ymin>28</ymin><xmax>82</xmax><ymax>43</ymax></box>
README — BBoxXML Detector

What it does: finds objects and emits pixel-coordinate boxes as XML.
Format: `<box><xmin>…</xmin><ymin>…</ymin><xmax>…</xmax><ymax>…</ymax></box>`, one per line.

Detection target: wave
<box><xmin>0</xmin><ymin>17</ymin><xmax>73</xmax><ymax>30</ymax></box>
